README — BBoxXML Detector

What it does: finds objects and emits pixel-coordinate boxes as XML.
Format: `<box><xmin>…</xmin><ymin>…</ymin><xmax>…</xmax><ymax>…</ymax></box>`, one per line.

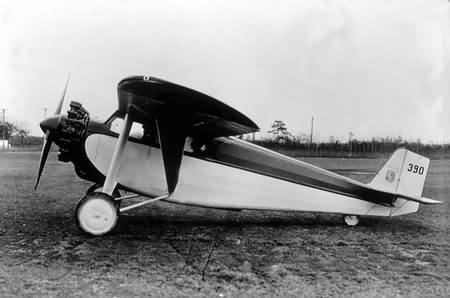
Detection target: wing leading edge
<box><xmin>117</xmin><ymin>76</ymin><xmax>259</xmax><ymax>139</ymax></box>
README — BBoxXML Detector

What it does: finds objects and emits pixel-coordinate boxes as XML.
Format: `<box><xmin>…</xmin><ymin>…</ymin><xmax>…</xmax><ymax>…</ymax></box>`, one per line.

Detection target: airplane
<box><xmin>34</xmin><ymin>75</ymin><xmax>442</xmax><ymax>236</ymax></box>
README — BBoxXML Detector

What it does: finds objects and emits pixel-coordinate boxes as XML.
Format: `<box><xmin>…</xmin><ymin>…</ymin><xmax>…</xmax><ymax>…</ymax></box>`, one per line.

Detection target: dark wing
<box><xmin>116</xmin><ymin>76</ymin><xmax>259</xmax><ymax>194</ymax></box>
<box><xmin>117</xmin><ymin>76</ymin><xmax>259</xmax><ymax>139</ymax></box>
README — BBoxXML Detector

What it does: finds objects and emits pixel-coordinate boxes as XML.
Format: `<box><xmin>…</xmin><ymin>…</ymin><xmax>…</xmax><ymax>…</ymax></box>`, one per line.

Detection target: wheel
<box><xmin>85</xmin><ymin>184</ymin><xmax>101</xmax><ymax>195</ymax></box>
<box><xmin>76</xmin><ymin>192</ymin><xmax>119</xmax><ymax>236</ymax></box>
<box><xmin>343</xmin><ymin>215</ymin><xmax>360</xmax><ymax>226</ymax></box>
<box><xmin>85</xmin><ymin>184</ymin><xmax>121</xmax><ymax>197</ymax></box>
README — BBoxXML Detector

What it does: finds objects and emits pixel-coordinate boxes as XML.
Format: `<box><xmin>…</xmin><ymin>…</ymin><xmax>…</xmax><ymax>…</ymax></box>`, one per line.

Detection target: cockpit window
<box><xmin>106</xmin><ymin>114</ymin><xmax>217</xmax><ymax>154</ymax></box>
<box><xmin>109</xmin><ymin>117</ymin><xmax>144</xmax><ymax>139</ymax></box>
<box><xmin>184</xmin><ymin>137</ymin><xmax>194</xmax><ymax>153</ymax></box>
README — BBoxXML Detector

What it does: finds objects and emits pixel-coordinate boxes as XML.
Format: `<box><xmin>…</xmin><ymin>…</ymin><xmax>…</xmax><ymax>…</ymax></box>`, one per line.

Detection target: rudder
<box><xmin>369</xmin><ymin>148</ymin><xmax>429</xmax><ymax>198</ymax></box>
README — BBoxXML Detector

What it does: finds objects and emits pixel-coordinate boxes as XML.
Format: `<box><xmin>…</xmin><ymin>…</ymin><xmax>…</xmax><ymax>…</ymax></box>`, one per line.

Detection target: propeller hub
<box><xmin>40</xmin><ymin>116</ymin><xmax>60</xmax><ymax>133</ymax></box>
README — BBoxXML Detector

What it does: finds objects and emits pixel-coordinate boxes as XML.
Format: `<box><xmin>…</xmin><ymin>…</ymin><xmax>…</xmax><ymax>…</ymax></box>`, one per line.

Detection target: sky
<box><xmin>1</xmin><ymin>0</ymin><xmax>449</xmax><ymax>143</ymax></box>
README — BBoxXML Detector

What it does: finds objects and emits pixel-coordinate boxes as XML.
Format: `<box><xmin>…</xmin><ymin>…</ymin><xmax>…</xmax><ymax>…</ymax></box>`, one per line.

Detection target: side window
<box><xmin>109</xmin><ymin>118</ymin><xmax>144</xmax><ymax>139</ymax></box>
<box><xmin>184</xmin><ymin>137</ymin><xmax>193</xmax><ymax>153</ymax></box>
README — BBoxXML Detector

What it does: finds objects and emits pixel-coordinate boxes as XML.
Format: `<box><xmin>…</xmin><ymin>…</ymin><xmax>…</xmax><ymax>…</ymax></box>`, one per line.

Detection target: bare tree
<box><xmin>268</xmin><ymin>120</ymin><xmax>292</xmax><ymax>143</ymax></box>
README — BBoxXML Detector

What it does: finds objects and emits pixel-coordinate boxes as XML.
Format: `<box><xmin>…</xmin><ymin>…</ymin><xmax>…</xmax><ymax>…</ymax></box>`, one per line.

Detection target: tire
<box><xmin>343</xmin><ymin>215</ymin><xmax>360</xmax><ymax>227</ymax></box>
<box><xmin>85</xmin><ymin>184</ymin><xmax>101</xmax><ymax>195</ymax></box>
<box><xmin>85</xmin><ymin>184</ymin><xmax>120</xmax><ymax>198</ymax></box>
<box><xmin>75</xmin><ymin>192</ymin><xmax>119</xmax><ymax>236</ymax></box>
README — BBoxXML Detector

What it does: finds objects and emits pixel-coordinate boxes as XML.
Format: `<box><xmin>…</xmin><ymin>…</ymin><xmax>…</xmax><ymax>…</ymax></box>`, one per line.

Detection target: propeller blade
<box><xmin>34</xmin><ymin>131</ymin><xmax>53</xmax><ymax>190</ymax></box>
<box><xmin>55</xmin><ymin>74</ymin><xmax>70</xmax><ymax>115</ymax></box>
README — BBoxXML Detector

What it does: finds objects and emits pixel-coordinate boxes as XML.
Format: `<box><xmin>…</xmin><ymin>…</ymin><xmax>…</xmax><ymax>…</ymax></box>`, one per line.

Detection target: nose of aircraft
<box><xmin>40</xmin><ymin>116</ymin><xmax>60</xmax><ymax>133</ymax></box>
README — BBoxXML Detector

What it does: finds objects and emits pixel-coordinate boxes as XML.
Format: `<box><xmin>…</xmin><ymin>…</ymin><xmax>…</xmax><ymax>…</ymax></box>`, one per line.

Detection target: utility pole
<box><xmin>43</xmin><ymin>107</ymin><xmax>48</xmax><ymax>119</ymax></box>
<box><xmin>310</xmin><ymin>116</ymin><xmax>314</xmax><ymax>152</ymax></box>
<box><xmin>2</xmin><ymin>108</ymin><xmax>5</xmax><ymax>150</ymax></box>
<box><xmin>348</xmin><ymin>131</ymin><xmax>354</xmax><ymax>157</ymax></box>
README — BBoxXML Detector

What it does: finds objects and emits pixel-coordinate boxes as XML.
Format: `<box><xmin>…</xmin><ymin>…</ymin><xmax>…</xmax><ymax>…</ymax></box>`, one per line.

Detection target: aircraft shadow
<box><xmin>113</xmin><ymin>211</ymin><xmax>433</xmax><ymax>234</ymax></box>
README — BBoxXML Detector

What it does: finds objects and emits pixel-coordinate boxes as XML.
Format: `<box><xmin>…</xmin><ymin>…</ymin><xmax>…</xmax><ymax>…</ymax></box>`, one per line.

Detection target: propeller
<box><xmin>55</xmin><ymin>74</ymin><xmax>70</xmax><ymax>115</ymax></box>
<box><xmin>34</xmin><ymin>75</ymin><xmax>70</xmax><ymax>190</ymax></box>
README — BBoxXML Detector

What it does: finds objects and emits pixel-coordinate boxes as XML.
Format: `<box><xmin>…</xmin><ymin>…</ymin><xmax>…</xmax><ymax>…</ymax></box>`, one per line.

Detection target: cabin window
<box><xmin>108</xmin><ymin>116</ymin><xmax>160</xmax><ymax>146</ymax></box>
<box><xmin>109</xmin><ymin>117</ymin><xmax>144</xmax><ymax>139</ymax></box>
<box><xmin>184</xmin><ymin>137</ymin><xmax>195</xmax><ymax>153</ymax></box>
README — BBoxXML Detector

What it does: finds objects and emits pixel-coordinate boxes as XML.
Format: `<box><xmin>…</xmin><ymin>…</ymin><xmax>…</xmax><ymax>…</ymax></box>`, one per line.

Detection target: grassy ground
<box><xmin>0</xmin><ymin>152</ymin><xmax>448</xmax><ymax>297</ymax></box>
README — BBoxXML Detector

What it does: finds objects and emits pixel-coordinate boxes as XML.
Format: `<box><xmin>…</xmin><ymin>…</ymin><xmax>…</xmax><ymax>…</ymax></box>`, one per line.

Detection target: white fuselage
<box><xmin>85</xmin><ymin>134</ymin><xmax>418</xmax><ymax>217</ymax></box>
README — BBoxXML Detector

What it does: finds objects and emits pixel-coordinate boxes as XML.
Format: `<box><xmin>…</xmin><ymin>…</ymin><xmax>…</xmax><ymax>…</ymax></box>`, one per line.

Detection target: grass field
<box><xmin>0</xmin><ymin>152</ymin><xmax>448</xmax><ymax>297</ymax></box>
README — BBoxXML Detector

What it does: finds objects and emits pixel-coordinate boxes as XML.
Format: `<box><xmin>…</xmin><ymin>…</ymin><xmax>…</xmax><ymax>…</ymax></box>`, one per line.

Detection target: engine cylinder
<box><xmin>57</xmin><ymin>101</ymin><xmax>89</xmax><ymax>162</ymax></box>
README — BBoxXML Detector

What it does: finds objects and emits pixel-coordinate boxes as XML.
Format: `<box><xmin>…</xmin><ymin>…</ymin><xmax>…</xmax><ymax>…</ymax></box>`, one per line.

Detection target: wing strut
<box><xmin>156</xmin><ymin>116</ymin><xmax>186</xmax><ymax>194</ymax></box>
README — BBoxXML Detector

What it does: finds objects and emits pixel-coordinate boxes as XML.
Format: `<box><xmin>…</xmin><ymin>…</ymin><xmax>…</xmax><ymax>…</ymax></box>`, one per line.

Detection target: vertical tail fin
<box><xmin>369</xmin><ymin>148</ymin><xmax>429</xmax><ymax>198</ymax></box>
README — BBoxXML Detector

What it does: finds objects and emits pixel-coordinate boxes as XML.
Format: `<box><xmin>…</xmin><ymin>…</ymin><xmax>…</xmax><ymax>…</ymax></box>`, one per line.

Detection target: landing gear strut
<box><xmin>343</xmin><ymin>215</ymin><xmax>360</xmax><ymax>226</ymax></box>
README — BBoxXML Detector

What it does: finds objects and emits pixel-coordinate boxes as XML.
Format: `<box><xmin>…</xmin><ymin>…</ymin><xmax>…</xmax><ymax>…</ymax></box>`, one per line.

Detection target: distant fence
<box><xmin>0</xmin><ymin>140</ymin><xmax>11</xmax><ymax>149</ymax></box>
<box><xmin>8</xmin><ymin>135</ymin><xmax>43</xmax><ymax>146</ymax></box>
<box><xmin>0</xmin><ymin>136</ymin><xmax>44</xmax><ymax>152</ymax></box>
<box><xmin>251</xmin><ymin>139</ymin><xmax>450</xmax><ymax>159</ymax></box>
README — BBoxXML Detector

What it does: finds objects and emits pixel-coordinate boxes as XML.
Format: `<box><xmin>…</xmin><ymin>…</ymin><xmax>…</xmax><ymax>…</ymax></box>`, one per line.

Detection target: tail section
<box><xmin>370</xmin><ymin>148</ymin><xmax>440</xmax><ymax>205</ymax></box>
<box><xmin>370</xmin><ymin>149</ymin><xmax>407</xmax><ymax>194</ymax></box>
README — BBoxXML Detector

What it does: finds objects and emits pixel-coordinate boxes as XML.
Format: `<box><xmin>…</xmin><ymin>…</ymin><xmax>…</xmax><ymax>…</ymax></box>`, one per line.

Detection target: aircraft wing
<box><xmin>117</xmin><ymin>76</ymin><xmax>259</xmax><ymax>139</ymax></box>
<box><xmin>116</xmin><ymin>76</ymin><xmax>258</xmax><ymax>194</ymax></box>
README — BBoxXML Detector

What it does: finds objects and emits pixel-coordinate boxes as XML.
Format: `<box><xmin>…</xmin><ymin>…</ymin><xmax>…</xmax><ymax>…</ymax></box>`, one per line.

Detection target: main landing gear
<box><xmin>75</xmin><ymin>184</ymin><xmax>169</xmax><ymax>236</ymax></box>
<box><xmin>343</xmin><ymin>215</ymin><xmax>360</xmax><ymax>226</ymax></box>
<box><xmin>76</xmin><ymin>192</ymin><xmax>119</xmax><ymax>236</ymax></box>
<box><xmin>76</xmin><ymin>113</ymin><xmax>173</xmax><ymax>236</ymax></box>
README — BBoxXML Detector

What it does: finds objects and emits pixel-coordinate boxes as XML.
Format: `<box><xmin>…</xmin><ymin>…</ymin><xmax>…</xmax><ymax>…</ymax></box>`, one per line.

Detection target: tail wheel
<box><xmin>343</xmin><ymin>215</ymin><xmax>360</xmax><ymax>226</ymax></box>
<box><xmin>76</xmin><ymin>192</ymin><xmax>119</xmax><ymax>236</ymax></box>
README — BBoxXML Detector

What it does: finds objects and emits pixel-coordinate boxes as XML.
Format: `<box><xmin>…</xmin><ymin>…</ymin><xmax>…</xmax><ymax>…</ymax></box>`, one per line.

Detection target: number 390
<box><xmin>407</xmin><ymin>163</ymin><xmax>424</xmax><ymax>175</ymax></box>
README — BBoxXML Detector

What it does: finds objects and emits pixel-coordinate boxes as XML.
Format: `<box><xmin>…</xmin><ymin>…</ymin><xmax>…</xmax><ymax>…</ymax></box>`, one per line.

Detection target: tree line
<box><xmin>2</xmin><ymin>119</ymin><xmax>449</xmax><ymax>158</ymax></box>
<box><xmin>0</xmin><ymin>121</ymin><xmax>37</xmax><ymax>147</ymax></box>
<box><xmin>247</xmin><ymin>120</ymin><xmax>450</xmax><ymax>159</ymax></box>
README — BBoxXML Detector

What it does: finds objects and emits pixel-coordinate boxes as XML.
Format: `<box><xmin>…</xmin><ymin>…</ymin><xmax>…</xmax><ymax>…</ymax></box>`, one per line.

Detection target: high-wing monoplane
<box><xmin>35</xmin><ymin>76</ymin><xmax>441</xmax><ymax>235</ymax></box>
